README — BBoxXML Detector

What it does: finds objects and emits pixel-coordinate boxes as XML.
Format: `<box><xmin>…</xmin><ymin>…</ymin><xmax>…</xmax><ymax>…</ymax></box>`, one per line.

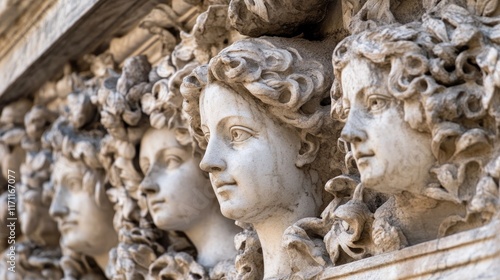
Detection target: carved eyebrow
<box><xmin>343</xmin><ymin>85</ymin><xmax>369</xmax><ymax>109</ymax></box>
<box><xmin>157</xmin><ymin>147</ymin><xmax>188</xmax><ymax>162</ymax></box>
<box><xmin>362</xmin><ymin>86</ymin><xmax>392</xmax><ymax>103</ymax></box>
<box><xmin>60</xmin><ymin>175</ymin><xmax>83</xmax><ymax>191</ymax></box>
<box><xmin>203</xmin><ymin>115</ymin><xmax>256</xmax><ymax>136</ymax></box>
<box><xmin>219</xmin><ymin>115</ymin><xmax>256</xmax><ymax>128</ymax></box>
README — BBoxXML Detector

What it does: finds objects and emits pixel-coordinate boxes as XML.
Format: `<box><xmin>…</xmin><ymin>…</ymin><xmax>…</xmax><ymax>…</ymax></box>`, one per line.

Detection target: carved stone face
<box><xmin>340</xmin><ymin>58</ymin><xmax>435</xmax><ymax>194</ymax></box>
<box><xmin>199</xmin><ymin>83</ymin><xmax>310</xmax><ymax>223</ymax></box>
<box><xmin>49</xmin><ymin>158</ymin><xmax>116</xmax><ymax>256</ymax></box>
<box><xmin>139</xmin><ymin>127</ymin><xmax>215</xmax><ymax>231</ymax></box>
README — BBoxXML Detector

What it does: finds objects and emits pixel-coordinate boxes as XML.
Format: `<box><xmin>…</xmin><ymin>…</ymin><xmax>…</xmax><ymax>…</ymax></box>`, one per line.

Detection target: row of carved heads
<box><xmin>0</xmin><ymin>1</ymin><xmax>499</xmax><ymax>280</ymax></box>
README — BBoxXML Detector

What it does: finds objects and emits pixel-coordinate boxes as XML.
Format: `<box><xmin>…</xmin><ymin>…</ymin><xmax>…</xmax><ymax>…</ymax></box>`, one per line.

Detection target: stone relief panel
<box><xmin>0</xmin><ymin>0</ymin><xmax>499</xmax><ymax>279</ymax></box>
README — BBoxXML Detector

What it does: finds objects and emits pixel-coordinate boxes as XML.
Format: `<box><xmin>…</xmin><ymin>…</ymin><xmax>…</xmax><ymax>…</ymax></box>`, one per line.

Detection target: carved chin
<box><xmin>359</xmin><ymin>164</ymin><xmax>390</xmax><ymax>193</ymax></box>
<box><xmin>219</xmin><ymin>201</ymin><xmax>245</xmax><ymax>221</ymax></box>
<box><xmin>152</xmin><ymin>213</ymin><xmax>194</xmax><ymax>232</ymax></box>
<box><xmin>61</xmin><ymin>232</ymin><xmax>84</xmax><ymax>252</ymax></box>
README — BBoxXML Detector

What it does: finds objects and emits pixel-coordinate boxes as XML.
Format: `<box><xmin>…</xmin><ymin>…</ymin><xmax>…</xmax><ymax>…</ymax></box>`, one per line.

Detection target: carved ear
<box><xmin>296</xmin><ymin>133</ymin><xmax>320</xmax><ymax>168</ymax></box>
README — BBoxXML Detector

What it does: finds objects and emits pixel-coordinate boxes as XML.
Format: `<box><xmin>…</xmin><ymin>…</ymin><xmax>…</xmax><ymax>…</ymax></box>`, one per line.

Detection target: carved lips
<box><xmin>354</xmin><ymin>150</ymin><xmax>375</xmax><ymax>167</ymax></box>
<box><xmin>149</xmin><ymin>199</ymin><xmax>166</xmax><ymax>212</ymax></box>
<box><xmin>59</xmin><ymin>220</ymin><xmax>77</xmax><ymax>232</ymax></box>
<box><xmin>212</xmin><ymin>178</ymin><xmax>237</xmax><ymax>198</ymax></box>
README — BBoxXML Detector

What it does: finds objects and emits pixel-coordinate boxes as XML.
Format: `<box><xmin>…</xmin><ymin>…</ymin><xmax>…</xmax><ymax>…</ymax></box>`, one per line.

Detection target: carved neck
<box><xmin>253</xmin><ymin>184</ymin><xmax>319</xmax><ymax>279</ymax></box>
<box><xmin>93</xmin><ymin>251</ymin><xmax>111</xmax><ymax>276</ymax></box>
<box><xmin>90</xmin><ymin>235</ymin><xmax>118</xmax><ymax>276</ymax></box>
<box><xmin>184</xmin><ymin>203</ymin><xmax>239</xmax><ymax>268</ymax></box>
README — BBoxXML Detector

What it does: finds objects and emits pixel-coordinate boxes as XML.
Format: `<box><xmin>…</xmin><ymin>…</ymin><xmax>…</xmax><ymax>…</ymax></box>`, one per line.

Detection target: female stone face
<box><xmin>199</xmin><ymin>82</ymin><xmax>311</xmax><ymax>223</ymax></box>
<box><xmin>49</xmin><ymin>158</ymin><xmax>115</xmax><ymax>256</ymax></box>
<box><xmin>139</xmin><ymin>127</ymin><xmax>215</xmax><ymax>231</ymax></box>
<box><xmin>339</xmin><ymin>58</ymin><xmax>435</xmax><ymax>195</ymax></box>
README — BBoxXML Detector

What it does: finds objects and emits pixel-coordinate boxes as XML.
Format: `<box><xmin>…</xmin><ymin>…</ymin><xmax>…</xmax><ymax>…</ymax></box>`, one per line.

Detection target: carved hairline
<box><xmin>45</xmin><ymin>119</ymin><xmax>112</xmax><ymax>209</ymax></box>
<box><xmin>53</xmin><ymin>156</ymin><xmax>109</xmax><ymax>204</ymax></box>
<box><xmin>182</xmin><ymin>38</ymin><xmax>333</xmax><ymax>151</ymax></box>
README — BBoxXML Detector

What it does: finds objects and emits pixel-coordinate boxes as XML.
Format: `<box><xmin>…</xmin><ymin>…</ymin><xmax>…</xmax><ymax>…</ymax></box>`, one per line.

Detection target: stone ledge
<box><xmin>322</xmin><ymin>219</ymin><xmax>500</xmax><ymax>279</ymax></box>
<box><xmin>0</xmin><ymin>0</ymin><xmax>158</xmax><ymax>105</ymax></box>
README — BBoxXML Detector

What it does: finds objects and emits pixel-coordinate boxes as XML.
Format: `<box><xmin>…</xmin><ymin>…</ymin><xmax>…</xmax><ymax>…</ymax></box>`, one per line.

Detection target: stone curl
<box><xmin>141</xmin><ymin>58</ymin><xmax>199</xmax><ymax>153</ymax></box>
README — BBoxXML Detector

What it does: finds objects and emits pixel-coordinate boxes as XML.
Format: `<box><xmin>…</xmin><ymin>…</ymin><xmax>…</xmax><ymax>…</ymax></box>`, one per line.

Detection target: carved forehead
<box><xmin>201</xmin><ymin>82</ymin><xmax>264</xmax><ymax>114</ymax></box>
<box><xmin>140</xmin><ymin>127</ymin><xmax>185</xmax><ymax>157</ymax></box>
<box><xmin>340</xmin><ymin>58</ymin><xmax>390</xmax><ymax>101</ymax></box>
<box><xmin>52</xmin><ymin>156</ymin><xmax>87</xmax><ymax>186</ymax></box>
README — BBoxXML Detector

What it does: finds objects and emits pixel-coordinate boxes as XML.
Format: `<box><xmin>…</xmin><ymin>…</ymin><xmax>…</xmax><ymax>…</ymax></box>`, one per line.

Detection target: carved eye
<box><xmin>163</xmin><ymin>155</ymin><xmax>182</xmax><ymax>170</ymax></box>
<box><xmin>67</xmin><ymin>178</ymin><xmax>81</xmax><ymax>191</ymax></box>
<box><xmin>230</xmin><ymin>126</ymin><xmax>253</xmax><ymax>142</ymax></box>
<box><xmin>367</xmin><ymin>96</ymin><xmax>389</xmax><ymax>112</ymax></box>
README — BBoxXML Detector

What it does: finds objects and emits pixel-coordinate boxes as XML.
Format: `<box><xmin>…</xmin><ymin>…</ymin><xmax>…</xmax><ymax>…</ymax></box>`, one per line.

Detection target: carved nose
<box><xmin>49</xmin><ymin>190</ymin><xmax>69</xmax><ymax>219</ymax></box>
<box><xmin>199</xmin><ymin>139</ymin><xmax>226</xmax><ymax>173</ymax></box>
<box><xmin>341</xmin><ymin>116</ymin><xmax>367</xmax><ymax>144</ymax></box>
<box><xmin>139</xmin><ymin>175</ymin><xmax>160</xmax><ymax>196</ymax></box>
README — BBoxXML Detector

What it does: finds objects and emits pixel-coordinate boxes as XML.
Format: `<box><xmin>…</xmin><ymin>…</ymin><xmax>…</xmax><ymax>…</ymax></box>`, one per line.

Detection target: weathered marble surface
<box><xmin>0</xmin><ymin>0</ymin><xmax>499</xmax><ymax>279</ymax></box>
<box><xmin>0</xmin><ymin>0</ymin><xmax>158</xmax><ymax>104</ymax></box>
<box><xmin>322</xmin><ymin>219</ymin><xmax>500</xmax><ymax>279</ymax></box>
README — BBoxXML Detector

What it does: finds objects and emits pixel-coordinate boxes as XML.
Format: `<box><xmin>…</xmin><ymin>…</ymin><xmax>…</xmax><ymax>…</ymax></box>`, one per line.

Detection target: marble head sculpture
<box><xmin>47</xmin><ymin>120</ymin><xmax>117</xmax><ymax>276</ymax></box>
<box><xmin>330</xmin><ymin>4</ymin><xmax>500</xmax><ymax>249</ymax></box>
<box><xmin>181</xmin><ymin>37</ymin><xmax>333</xmax><ymax>279</ymax></box>
<box><xmin>139</xmin><ymin>58</ymin><xmax>240</xmax><ymax>273</ymax></box>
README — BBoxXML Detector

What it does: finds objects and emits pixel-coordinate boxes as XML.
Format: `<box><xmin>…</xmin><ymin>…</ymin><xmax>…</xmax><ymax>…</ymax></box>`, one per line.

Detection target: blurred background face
<box><xmin>139</xmin><ymin>127</ymin><xmax>215</xmax><ymax>231</ymax></box>
<box><xmin>49</xmin><ymin>158</ymin><xmax>116</xmax><ymax>256</ymax></box>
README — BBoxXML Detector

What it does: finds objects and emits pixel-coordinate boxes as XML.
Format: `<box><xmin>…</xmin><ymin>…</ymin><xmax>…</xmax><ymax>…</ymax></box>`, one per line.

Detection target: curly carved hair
<box><xmin>181</xmin><ymin>37</ymin><xmax>333</xmax><ymax>169</ymax></box>
<box><xmin>44</xmin><ymin>118</ymin><xmax>110</xmax><ymax>209</ymax></box>
<box><xmin>331</xmin><ymin>4</ymin><xmax>500</xmax><ymax>229</ymax></box>
<box><xmin>141</xmin><ymin>57</ymin><xmax>200</xmax><ymax>155</ymax></box>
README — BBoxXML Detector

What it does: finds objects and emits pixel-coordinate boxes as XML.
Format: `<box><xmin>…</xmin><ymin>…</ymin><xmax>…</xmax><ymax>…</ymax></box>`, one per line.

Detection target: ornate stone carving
<box><xmin>3</xmin><ymin>103</ymin><xmax>64</xmax><ymax>279</ymax></box>
<box><xmin>91</xmin><ymin>54</ymin><xmax>166</xmax><ymax>280</ymax></box>
<box><xmin>182</xmin><ymin>36</ymin><xmax>335</xmax><ymax>279</ymax></box>
<box><xmin>344</xmin><ymin>0</ymin><xmax>396</xmax><ymax>34</ymax></box>
<box><xmin>139</xmin><ymin>6</ymin><xmax>242</xmax><ymax>278</ymax></box>
<box><xmin>330</xmin><ymin>3</ymin><xmax>500</xmax><ymax>259</ymax></box>
<box><xmin>465</xmin><ymin>0</ymin><xmax>499</xmax><ymax>15</ymax></box>
<box><xmin>1</xmin><ymin>0</ymin><xmax>500</xmax><ymax>279</ymax></box>
<box><xmin>0</xmin><ymin>99</ymin><xmax>30</xmax><ymax>259</ymax></box>
<box><xmin>228</xmin><ymin>0</ymin><xmax>331</xmax><ymax>36</ymax></box>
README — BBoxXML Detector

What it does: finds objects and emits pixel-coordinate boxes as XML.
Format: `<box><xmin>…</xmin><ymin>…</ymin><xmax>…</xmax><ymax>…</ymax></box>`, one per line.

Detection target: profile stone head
<box><xmin>181</xmin><ymin>36</ymin><xmax>334</xmax><ymax>278</ymax></box>
<box><xmin>47</xmin><ymin>125</ymin><xmax>117</xmax><ymax>264</ymax></box>
<box><xmin>182</xmin><ymin>37</ymin><xmax>333</xmax><ymax>223</ymax></box>
<box><xmin>331</xmin><ymin>4</ymin><xmax>500</xmax><ymax>234</ymax></box>
<box><xmin>139</xmin><ymin>63</ymin><xmax>215</xmax><ymax>232</ymax></box>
